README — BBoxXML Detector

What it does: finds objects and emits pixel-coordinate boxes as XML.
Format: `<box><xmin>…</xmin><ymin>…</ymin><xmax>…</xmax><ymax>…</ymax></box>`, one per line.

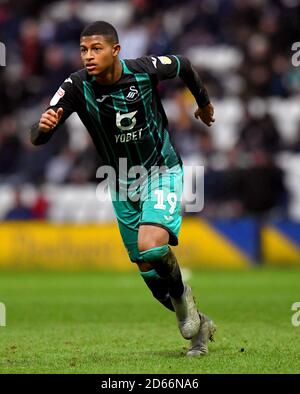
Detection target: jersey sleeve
<box><xmin>129</xmin><ymin>55</ymin><xmax>181</xmax><ymax>81</ymax></box>
<box><xmin>126</xmin><ymin>55</ymin><xmax>210</xmax><ymax>108</ymax></box>
<box><xmin>47</xmin><ymin>76</ymin><xmax>76</xmax><ymax>122</ymax></box>
<box><xmin>30</xmin><ymin>76</ymin><xmax>76</xmax><ymax>145</ymax></box>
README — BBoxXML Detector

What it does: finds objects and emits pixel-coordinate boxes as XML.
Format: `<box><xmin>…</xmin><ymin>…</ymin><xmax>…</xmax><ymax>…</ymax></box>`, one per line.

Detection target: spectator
<box><xmin>237</xmin><ymin>112</ymin><xmax>282</xmax><ymax>154</ymax></box>
<box><xmin>4</xmin><ymin>188</ymin><xmax>34</xmax><ymax>221</ymax></box>
<box><xmin>0</xmin><ymin>0</ymin><xmax>298</xmax><ymax>221</ymax></box>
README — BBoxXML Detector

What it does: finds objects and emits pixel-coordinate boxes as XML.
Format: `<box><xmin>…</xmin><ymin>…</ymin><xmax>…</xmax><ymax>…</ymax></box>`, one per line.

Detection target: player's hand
<box><xmin>194</xmin><ymin>103</ymin><xmax>215</xmax><ymax>127</ymax></box>
<box><xmin>38</xmin><ymin>108</ymin><xmax>64</xmax><ymax>132</ymax></box>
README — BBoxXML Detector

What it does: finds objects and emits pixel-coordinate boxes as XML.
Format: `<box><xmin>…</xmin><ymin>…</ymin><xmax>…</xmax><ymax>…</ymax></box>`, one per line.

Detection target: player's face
<box><xmin>80</xmin><ymin>35</ymin><xmax>120</xmax><ymax>75</ymax></box>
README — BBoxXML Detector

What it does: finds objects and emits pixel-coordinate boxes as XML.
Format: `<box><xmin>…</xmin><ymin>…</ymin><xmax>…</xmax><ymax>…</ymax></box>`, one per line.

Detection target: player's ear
<box><xmin>112</xmin><ymin>43</ymin><xmax>121</xmax><ymax>57</ymax></box>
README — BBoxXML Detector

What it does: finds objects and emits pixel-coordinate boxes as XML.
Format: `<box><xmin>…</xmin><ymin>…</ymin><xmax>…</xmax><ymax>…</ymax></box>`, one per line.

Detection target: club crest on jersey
<box><xmin>126</xmin><ymin>86</ymin><xmax>139</xmax><ymax>102</ymax></box>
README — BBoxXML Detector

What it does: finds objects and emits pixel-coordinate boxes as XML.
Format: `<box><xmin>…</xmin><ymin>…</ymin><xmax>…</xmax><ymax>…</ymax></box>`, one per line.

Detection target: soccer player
<box><xmin>30</xmin><ymin>21</ymin><xmax>216</xmax><ymax>356</ymax></box>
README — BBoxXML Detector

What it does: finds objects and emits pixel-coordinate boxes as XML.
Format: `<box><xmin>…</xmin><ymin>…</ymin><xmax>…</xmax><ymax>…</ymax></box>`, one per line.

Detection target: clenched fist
<box><xmin>38</xmin><ymin>108</ymin><xmax>64</xmax><ymax>132</ymax></box>
<box><xmin>194</xmin><ymin>103</ymin><xmax>215</xmax><ymax>127</ymax></box>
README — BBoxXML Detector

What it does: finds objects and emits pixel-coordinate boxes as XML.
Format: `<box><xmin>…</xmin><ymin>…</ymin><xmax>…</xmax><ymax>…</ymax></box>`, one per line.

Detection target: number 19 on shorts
<box><xmin>154</xmin><ymin>190</ymin><xmax>178</xmax><ymax>215</ymax></box>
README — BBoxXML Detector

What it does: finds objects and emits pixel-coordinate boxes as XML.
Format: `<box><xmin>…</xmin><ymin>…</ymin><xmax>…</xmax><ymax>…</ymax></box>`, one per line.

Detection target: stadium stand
<box><xmin>0</xmin><ymin>0</ymin><xmax>300</xmax><ymax>222</ymax></box>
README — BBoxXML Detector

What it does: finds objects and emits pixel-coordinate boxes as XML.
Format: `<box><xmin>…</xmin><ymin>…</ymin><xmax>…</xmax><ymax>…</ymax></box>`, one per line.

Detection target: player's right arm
<box><xmin>30</xmin><ymin>76</ymin><xmax>75</xmax><ymax>145</ymax></box>
<box><xmin>128</xmin><ymin>55</ymin><xmax>215</xmax><ymax>127</ymax></box>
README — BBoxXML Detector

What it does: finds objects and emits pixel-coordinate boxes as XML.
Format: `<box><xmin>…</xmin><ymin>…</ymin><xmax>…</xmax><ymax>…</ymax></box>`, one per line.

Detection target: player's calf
<box><xmin>138</xmin><ymin>264</ymin><xmax>175</xmax><ymax>312</ymax></box>
<box><xmin>139</xmin><ymin>245</ymin><xmax>184</xmax><ymax>298</ymax></box>
<box><xmin>139</xmin><ymin>245</ymin><xmax>200</xmax><ymax>339</ymax></box>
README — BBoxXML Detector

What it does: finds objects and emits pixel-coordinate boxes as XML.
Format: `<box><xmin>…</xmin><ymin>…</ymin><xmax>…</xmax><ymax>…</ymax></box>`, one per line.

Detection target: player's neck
<box><xmin>95</xmin><ymin>58</ymin><xmax>123</xmax><ymax>85</ymax></box>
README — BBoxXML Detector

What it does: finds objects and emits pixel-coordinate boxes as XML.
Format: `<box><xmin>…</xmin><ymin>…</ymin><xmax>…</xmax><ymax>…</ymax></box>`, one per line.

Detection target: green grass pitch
<box><xmin>0</xmin><ymin>267</ymin><xmax>300</xmax><ymax>374</ymax></box>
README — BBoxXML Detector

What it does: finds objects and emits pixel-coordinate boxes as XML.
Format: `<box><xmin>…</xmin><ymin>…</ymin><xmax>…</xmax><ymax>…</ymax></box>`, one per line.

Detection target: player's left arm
<box><xmin>176</xmin><ymin>56</ymin><xmax>215</xmax><ymax>127</ymax></box>
<box><xmin>139</xmin><ymin>55</ymin><xmax>215</xmax><ymax>127</ymax></box>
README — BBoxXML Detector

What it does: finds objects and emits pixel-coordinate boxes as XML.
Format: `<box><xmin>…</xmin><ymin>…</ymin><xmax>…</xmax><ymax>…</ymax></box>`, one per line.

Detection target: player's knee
<box><xmin>139</xmin><ymin>245</ymin><xmax>169</xmax><ymax>263</ymax></box>
<box><xmin>138</xmin><ymin>226</ymin><xmax>170</xmax><ymax>253</ymax></box>
<box><xmin>138</xmin><ymin>237</ymin><xmax>169</xmax><ymax>253</ymax></box>
<box><xmin>139</xmin><ymin>240</ymin><xmax>160</xmax><ymax>253</ymax></box>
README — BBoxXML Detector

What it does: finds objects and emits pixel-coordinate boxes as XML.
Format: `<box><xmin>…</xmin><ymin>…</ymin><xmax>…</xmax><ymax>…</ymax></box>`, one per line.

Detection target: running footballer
<box><xmin>30</xmin><ymin>21</ymin><xmax>216</xmax><ymax>357</ymax></box>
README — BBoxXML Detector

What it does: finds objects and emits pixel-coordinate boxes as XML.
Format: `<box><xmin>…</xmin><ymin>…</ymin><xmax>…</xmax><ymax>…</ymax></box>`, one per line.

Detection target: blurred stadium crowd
<box><xmin>1</xmin><ymin>0</ymin><xmax>300</xmax><ymax>221</ymax></box>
